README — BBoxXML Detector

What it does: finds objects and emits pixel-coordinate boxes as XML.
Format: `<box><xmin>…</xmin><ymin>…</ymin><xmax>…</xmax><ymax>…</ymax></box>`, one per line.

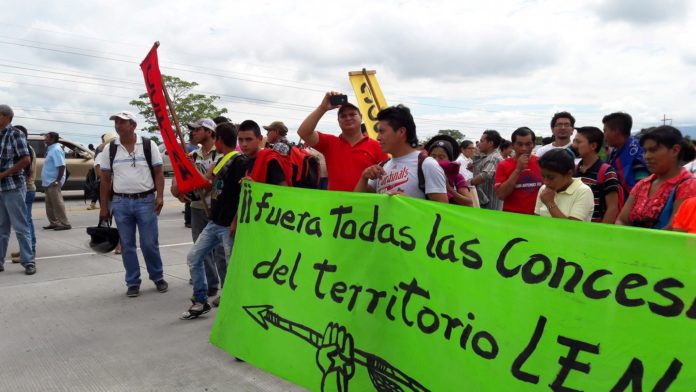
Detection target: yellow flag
<box><xmin>348</xmin><ymin>69</ymin><xmax>388</xmax><ymax>140</ymax></box>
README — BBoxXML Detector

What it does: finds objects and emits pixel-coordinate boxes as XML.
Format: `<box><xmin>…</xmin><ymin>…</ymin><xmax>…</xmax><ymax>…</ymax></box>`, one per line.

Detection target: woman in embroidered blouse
<box><xmin>617</xmin><ymin>126</ymin><xmax>696</xmax><ymax>229</ymax></box>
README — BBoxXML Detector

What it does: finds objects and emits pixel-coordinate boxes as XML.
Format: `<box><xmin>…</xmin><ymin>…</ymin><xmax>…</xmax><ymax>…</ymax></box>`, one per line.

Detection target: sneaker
<box><xmin>0</xmin><ymin>265</ymin><xmax>4</xmax><ymax>272</ymax></box>
<box><xmin>11</xmin><ymin>251</ymin><xmax>19</xmax><ymax>258</ymax></box>
<box><xmin>180</xmin><ymin>300</ymin><xmax>211</xmax><ymax>320</ymax></box>
<box><xmin>207</xmin><ymin>287</ymin><xmax>219</xmax><ymax>297</ymax></box>
<box><xmin>53</xmin><ymin>225</ymin><xmax>72</xmax><ymax>231</ymax></box>
<box><xmin>212</xmin><ymin>295</ymin><xmax>221</xmax><ymax>307</ymax></box>
<box><xmin>126</xmin><ymin>285</ymin><xmax>140</xmax><ymax>297</ymax></box>
<box><xmin>155</xmin><ymin>279</ymin><xmax>168</xmax><ymax>293</ymax></box>
<box><xmin>24</xmin><ymin>264</ymin><xmax>36</xmax><ymax>275</ymax></box>
<box><xmin>11</xmin><ymin>253</ymin><xmax>20</xmax><ymax>263</ymax></box>
<box><xmin>86</xmin><ymin>202</ymin><xmax>97</xmax><ymax>210</ymax></box>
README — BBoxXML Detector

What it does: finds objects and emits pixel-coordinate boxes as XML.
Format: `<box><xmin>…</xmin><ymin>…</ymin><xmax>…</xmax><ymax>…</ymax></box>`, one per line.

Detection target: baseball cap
<box><xmin>187</xmin><ymin>118</ymin><xmax>216</xmax><ymax>131</ymax></box>
<box><xmin>109</xmin><ymin>111</ymin><xmax>137</xmax><ymax>121</ymax></box>
<box><xmin>337</xmin><ymin>102</ymin><xmax>361</xmax><ymax>116</ymax></box>
<box><xmin>263</xmin><ymin>121</ymin><xmax>289</xmax><ymax>136</ymax></box>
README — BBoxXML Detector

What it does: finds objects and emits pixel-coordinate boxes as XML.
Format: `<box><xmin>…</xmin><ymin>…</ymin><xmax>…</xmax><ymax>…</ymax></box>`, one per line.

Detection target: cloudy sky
<box><xmin>1</xmin><ymin>0</ymin><xmax>694</xmax><ymax>145</ymax></box>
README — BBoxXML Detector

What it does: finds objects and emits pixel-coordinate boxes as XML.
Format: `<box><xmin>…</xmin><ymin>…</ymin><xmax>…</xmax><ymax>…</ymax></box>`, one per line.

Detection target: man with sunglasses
<box><xmin>99</xmin><ymin>111</ymin><xmax>168</xmax><ymax>298</ymax></box>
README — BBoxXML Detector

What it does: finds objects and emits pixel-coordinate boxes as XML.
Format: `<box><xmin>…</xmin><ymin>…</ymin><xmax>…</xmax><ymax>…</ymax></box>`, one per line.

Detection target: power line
<box><xmin>0</xmin><ymin>35</ymin><xmax>551</xmax><ymax>119</ymax></box>
<box><xmin>14</xmin><ymin>116</ymin><xmax>113</xmax><ymax>128</ymax></box>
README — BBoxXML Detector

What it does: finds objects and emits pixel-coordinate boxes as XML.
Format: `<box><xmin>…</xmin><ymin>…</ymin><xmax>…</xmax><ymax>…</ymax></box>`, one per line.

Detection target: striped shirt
<box><xmin>0</xmin><ymin>124</ymin><xmax>30</xmax><ymax>191</ymax></box>
<box><xmin>473</xmin><ymin>150</ymin><xmax>503</xmax><ymax>210</ymax></box>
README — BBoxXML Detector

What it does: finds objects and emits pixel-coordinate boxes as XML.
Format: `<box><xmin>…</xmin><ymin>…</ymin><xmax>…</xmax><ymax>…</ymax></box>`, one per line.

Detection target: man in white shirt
<box><xmin>98</xmin><ymin>111</ymin><xmax>167</xmax><ymax>298</ymax></box>
<box><xmin>354</xmin><ymin>105</ymin><xmax>447</xmax><ymax>202</ymax></box>
<box><xmin>535</xmin><ymin>111</ymin><xmax>576</xmax><ymax>158</ymax></box>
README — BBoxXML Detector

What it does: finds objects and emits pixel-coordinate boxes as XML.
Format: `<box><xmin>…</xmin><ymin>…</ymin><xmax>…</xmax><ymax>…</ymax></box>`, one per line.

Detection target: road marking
<box><xmin>31</xmin><ymin>242</ymin><xmax>193</xmax><ymax>261</ymax></box>
<box><xmin>159</xmin><ymin>242</ymin><xmax>193</xmax><ymax>248</ymax></box>
<box><xmin>37</xmin><ymin>252</ymin><xmax>96</xmax><ymax>260</ymax></box>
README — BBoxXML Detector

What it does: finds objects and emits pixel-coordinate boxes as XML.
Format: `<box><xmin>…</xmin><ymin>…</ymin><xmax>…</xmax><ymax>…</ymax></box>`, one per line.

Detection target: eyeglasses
<box><xmin>129</xmin><ymin>151</ymin><xmax>136</xmax><ymax>167</ymax></box>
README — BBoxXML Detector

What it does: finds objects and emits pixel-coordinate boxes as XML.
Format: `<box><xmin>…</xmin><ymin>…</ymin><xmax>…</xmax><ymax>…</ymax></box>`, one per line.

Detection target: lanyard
<box><xmin>213</xmin><ymin>151</ymin><xmax>237</xmax><ymax>175</ymax></box>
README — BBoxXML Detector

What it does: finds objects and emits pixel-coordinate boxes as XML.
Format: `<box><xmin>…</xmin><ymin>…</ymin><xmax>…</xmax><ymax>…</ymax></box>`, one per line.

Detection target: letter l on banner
<box><xmin>139</xmin><ymin>44</ymin><xmax>209</xmax><ymax>194</ymax></box>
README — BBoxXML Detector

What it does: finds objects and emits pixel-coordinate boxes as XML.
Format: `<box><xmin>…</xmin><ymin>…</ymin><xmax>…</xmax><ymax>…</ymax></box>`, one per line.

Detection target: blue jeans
<box><xmin>187</xmin><ymin>222</ymin><xmax>233</xmax><ymax>303</ymax></box>
<box><xmin>0</xmin><ymin>187</ymin><xmax>34</xmax><ymax>267</ymax></box>
<box><xmin>111</xmin><ymin>194</ymin><xmax>164</xmax><ymax>287</ymax></box>
<box><xmin>190</xmin><ymin>207</ymin><xmax>226</xmax><ymax>289</ymax></box>
<box><xmin>25</xmin><ymin>191</ymin><xmax>36</xmax><ymax>255</ymax></box>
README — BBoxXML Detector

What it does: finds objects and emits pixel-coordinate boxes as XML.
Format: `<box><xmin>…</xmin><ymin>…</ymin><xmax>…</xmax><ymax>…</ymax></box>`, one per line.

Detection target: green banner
<box><xmin>210</xmin><ymin>181</ymin><xmax>695</xmax><ymax>391</ymax></box>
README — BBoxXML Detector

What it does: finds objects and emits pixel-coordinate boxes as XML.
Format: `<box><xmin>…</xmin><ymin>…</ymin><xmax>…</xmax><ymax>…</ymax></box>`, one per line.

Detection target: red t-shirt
<box><xmin>314</xmin><ymin>132</ymin><xmax>387</xmax><ymax>192</ymax></box>
<box><xmin>494</xmin><ymin>156</ymin><xmax>543</xmax><ymax>214</ymax></box>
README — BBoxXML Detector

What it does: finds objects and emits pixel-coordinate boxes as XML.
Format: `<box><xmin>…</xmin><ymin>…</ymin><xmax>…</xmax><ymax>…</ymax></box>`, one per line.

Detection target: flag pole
<box><xmin>361</xmin><ymin>68</ymin><xmax>382</xmax><ymax>112</ymax></box>
<box><xmin>156</xmin><ymin>42</ymin><xmax>188</xmax><ymax>153</ymax></box>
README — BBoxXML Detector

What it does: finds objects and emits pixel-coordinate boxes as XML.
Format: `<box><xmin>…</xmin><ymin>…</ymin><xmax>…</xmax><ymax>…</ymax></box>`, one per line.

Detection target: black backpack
<box><xmin>83</xmin><ymin>167</ymin><xmax>99</xmax><ymax>202</ymax></box>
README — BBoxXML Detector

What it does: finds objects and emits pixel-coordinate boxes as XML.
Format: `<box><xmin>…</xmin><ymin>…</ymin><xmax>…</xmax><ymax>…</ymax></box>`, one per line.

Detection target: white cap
<box><xmin>109</xmin><ymin>111</ymin><xmax>137</xmax><ymax>121</ymax></box>
<box><xmin>187</xmin><ymin>118</ymin><xmax>216</xmax><ymax>131</ymax></box>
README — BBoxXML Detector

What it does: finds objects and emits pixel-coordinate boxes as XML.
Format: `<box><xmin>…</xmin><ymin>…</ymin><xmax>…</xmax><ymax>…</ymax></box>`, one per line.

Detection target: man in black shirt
<box><xmin>238</xmin><ymin>119</ymin><xmax>288</xmax><ymax>185</ymax></box>
<box><xmin>181</xmin><ymin>120</ymin><xmax>289</xmax><ymax>319</ymax></box>
<box><xmin>181</xmin><ymin>122</ymin><xmax>247</xmax><ymax>319</ymax></box>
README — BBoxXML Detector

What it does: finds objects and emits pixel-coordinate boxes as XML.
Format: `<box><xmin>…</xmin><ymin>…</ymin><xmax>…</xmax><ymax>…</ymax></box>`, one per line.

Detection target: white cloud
<box><xmin>595</xmin><ymin>0</ymin><xmax>689</xmax><ymax>24</ymax></box>
<box><xmin>1</xmin><ymin>0</ymin><xmax>694</xmax><ymax>145</ymax></box>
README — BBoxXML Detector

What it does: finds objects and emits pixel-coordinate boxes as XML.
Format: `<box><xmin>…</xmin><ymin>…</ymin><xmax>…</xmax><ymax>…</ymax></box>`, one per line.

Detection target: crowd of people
<box><xmin>0</xmin><ymin>96</ymin><xmax>695</xmax><ymax>320</ymax></box>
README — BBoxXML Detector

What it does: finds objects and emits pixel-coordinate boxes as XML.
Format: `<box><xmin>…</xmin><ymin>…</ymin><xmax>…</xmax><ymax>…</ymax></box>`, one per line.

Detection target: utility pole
<box><xmin>661</xmin><ymin>114</ymin><xmax>672</xmax><ymax>125</ymax></box>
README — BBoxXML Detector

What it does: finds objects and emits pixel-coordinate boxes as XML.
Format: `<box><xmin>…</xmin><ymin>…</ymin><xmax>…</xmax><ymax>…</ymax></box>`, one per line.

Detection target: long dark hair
<box><xmin>639</xmin><ymin>126</ymin><xmax>695</xmax><ymax>164</ymax></box>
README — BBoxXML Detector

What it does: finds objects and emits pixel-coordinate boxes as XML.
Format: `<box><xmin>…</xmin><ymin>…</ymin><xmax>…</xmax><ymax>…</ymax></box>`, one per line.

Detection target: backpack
<box><xmin>109</xmin><ymin>136</ymin><xmax>154</xmax><ymax>179</ymax></box>
<box><xmin>249</xmin><ymin>148</ymin><xmax>294</xmax><ymax>185</ymax></box>
<box><xmin>24</xmin><ymin>146</ymin><xmax>36</xmax><ymax>177</ymax></box>
<box><xmin>596</xmin><ymin>163</ymin><xmax>625</xmax><ymax>216</ymax></box>
<box><xmin>379</xmin><ymin>151</ymin><xmax>428</xmax><ymax>192</ymax></box>
<box><xmin>83</xmin><ymin>167</ymin><xmax>99</xmax><ymax>202</ymax></box>
<box><xmin>289</xmin><ymin>147</ymin><xmax>320</xmax><ymax>189</ymax></box>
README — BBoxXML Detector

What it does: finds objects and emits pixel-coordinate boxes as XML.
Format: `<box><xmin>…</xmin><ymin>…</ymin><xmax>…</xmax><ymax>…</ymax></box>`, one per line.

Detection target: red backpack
<box><xmin>250</xmin><ymin>147</ymin><xmax>320</xmax><ymax>188</ymax></box>
<box><xmin>289</xmin><ymin>147</ymin><xmax>320</xmax><ymax>189</ymax></box>
<box><xmin>597</xmin><ymin>163</ymin><xmax>625</xmax><ymax>217</ymax></box>
<box><xmin>249</xmin><ymin>149</ymin><xmax>293</xmax><ymax>184</ymax></box>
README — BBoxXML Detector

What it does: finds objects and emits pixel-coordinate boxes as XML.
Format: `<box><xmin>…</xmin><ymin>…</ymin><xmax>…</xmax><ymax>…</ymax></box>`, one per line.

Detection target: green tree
<box><xmin>129</xmin><ymin>75</ymin><xmax>228</xmax><ymax>134</ymax></box>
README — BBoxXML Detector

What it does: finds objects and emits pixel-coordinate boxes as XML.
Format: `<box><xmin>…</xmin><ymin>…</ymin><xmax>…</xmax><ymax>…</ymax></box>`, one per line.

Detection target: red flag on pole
<box><xmin>139</xmin><ymin>44</ymin><xmax>209</xmax><ymax>194</ymax></box>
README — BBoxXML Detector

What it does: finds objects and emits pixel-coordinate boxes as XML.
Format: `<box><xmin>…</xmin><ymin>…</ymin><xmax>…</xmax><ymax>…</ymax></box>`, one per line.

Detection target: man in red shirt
<box><xmin>495</xmin><ymin>127</ymin><xmax>543</xmax><ymax>214</ymax></box>
<box><xmin>298</xmin><ymin>91</ymin><xmax>387</xmax><ymax>191</ymax></box>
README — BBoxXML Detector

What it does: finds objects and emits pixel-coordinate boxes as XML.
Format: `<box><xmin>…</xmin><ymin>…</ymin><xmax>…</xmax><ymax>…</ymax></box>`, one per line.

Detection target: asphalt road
<box><xmin>0</xmin><ymin>179</ymin><xmax>305</xmax><ymax>392</ymax></box>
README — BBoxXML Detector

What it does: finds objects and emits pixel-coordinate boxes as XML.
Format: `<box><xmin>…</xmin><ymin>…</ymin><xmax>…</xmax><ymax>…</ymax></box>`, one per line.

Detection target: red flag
<box><xmin>139</xmin><ymin>44</ymin><xmax>209</xmax><ymax>194</ymax></box>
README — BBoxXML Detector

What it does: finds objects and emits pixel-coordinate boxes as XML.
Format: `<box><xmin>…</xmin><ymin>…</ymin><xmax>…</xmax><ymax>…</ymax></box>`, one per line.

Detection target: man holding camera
<box><xmin>298</xmin><ymin>92</ymin><xmax>387</xmax><ymax>191</ymax></box>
